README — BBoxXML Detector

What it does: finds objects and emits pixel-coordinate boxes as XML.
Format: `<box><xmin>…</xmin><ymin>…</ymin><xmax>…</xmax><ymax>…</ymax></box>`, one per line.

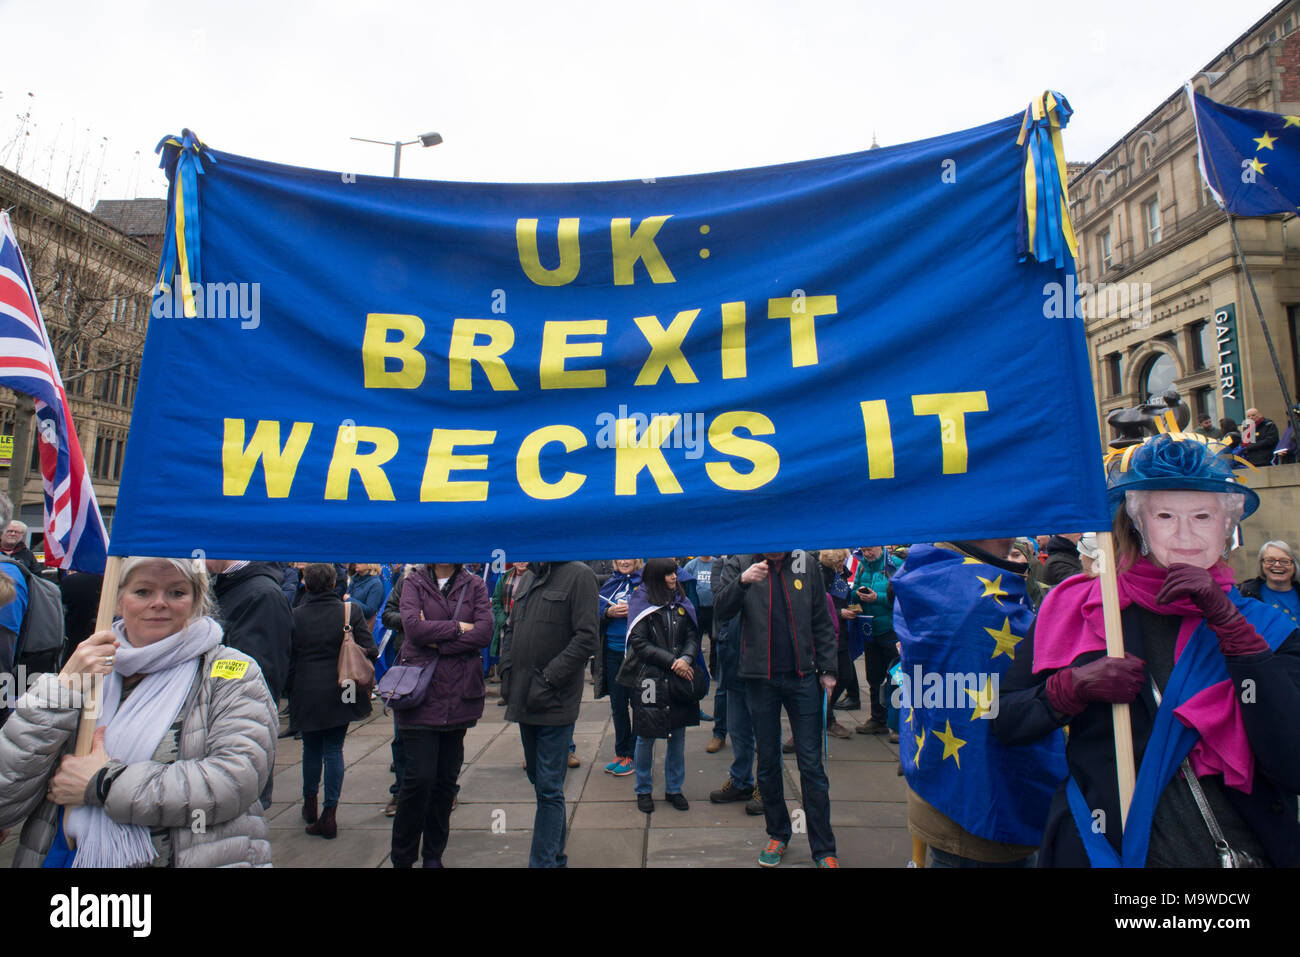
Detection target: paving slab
<box><xmin>570</xmin><ymin>800</ymin><xmax>650</xmax><ymax>830</ymax></box>
<box><xmin>275</xmin><ymin>826</ymin><xmax>392</xmax><ymax>867</ymax></box>
<box><xmin>565</xmin><ymin>826</ymin><xmax>645</xmax><ymax>867</ymax></box>
<box><xmin>448</xmin><ymin>802</ymin><xmax>537</xmax><ymax>832</ymax></box>
<box><xmin>832</xmin><ymin>825</ymin><xmax>912</xmax><ymax>867</ymax></box>
<box><xmin>439</xmin><ymin>829</ymin><xmax>534</xmax><ymax>868</ymax></box>
<box><xmin>456</xmin><ymin>762</ymin><xmax>585</xmax><ymax>805</ymax></box>
<box><xmin>645</xmin><ymin>826</ymin><xmax>777</xmax><ymax>868</ymax></box>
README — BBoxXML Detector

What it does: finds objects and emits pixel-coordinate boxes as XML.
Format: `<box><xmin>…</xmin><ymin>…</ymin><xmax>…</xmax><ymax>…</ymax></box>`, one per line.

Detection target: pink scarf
<box><xmin>1033</xmin><ymin>557</ymin><xmax>1255</xmax><ymax>791</ymax></box>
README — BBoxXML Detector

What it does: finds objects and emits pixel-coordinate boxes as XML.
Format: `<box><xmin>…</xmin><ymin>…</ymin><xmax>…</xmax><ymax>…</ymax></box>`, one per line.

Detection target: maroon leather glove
<box><xmin>1045</xmin><ymin>654</ymin><xmax>1146</xmax><ymax>715</ymax></box>
<box><xmin>1156</xmin><ymin>564</ymin><xmax>1269</xmax><ymax>656</ymax></box>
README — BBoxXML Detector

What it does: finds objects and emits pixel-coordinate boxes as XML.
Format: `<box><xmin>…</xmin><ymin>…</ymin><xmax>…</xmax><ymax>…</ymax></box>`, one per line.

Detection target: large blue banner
<box><xmin>112</xmin><ymin>104</ymin><xmax>1109</xmax><ymax>562</ymax></box>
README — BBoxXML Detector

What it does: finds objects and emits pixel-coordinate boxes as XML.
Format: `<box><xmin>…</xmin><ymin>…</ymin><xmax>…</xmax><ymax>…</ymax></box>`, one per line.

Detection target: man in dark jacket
<box><xmin>0</xmin><ymin>522</ymin><xmax>38</xmax><ymax>573</ymax></box>
<box><xmin>499</xmin><ymin>560</ymin><xmax>597</xmax><ymax>867</ymax></box>
<box><xmin>209</xmin><ymin>559</ymin><xmax>295</xmax><ymax>808</ymax></box>
<box><xmin>1241</xmin><ymin>408</ymin><xmax>1280</xmax><ymax>467</ymax></box>
<box><xmin>714</xmin><ymin>551</ymin><xmax>839</xmax><ymax>867</ymax></box>
<box><xmin>1041</xmin><ymin>533</ymin><xmax>1083</xmax><ymax>588</ymax></box>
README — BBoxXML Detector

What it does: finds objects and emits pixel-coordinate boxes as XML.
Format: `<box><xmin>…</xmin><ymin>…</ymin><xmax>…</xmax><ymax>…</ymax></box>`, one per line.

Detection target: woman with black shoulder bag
<box><xmin>616</xmin><ymin>557</ymin><xmax>703</xmax><ymax>814</ymax></box>
<box><xmin>391</xmin><ymin>562</ymin><xmax>493</xmax><ymax>868</ymax></box>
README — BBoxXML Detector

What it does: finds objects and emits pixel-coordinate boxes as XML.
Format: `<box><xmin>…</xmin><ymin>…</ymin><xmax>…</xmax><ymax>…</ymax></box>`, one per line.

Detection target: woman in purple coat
<box><xmin>390</xmin><ymin>563</ymin><xmax>493</xmax><ymax>868</ymax></box>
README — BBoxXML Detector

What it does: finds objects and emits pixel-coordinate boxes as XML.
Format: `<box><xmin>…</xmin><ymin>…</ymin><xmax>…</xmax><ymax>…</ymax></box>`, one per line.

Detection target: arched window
<box><xmin>1142</xmin><ymin>352</ymin><xmax>1178</xmax><ymax>400</ymax></box>
<box><xmin>1139</xmin><ymin>144</ymin><xmax>1151</xmax><ymax>171</ymax></box>
<box><xmin>1094</xmin><ymin>180</ymin><xmax>1104</xmax><ymax>204</ymax></box>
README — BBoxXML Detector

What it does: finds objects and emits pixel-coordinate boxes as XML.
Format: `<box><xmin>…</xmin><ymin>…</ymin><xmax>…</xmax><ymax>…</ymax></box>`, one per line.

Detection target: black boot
<box><xmin>302</xmin><ymin>794</ymin><xmax>317</xmax><ymax>825</ymax></box>
<box><xmin>306</xmin><ymin>804</ymin><xmax>337</xmax><ymax>838</ymax></box>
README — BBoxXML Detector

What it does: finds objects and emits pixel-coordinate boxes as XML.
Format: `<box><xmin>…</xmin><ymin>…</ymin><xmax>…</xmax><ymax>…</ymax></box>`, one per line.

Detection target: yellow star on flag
<box><xmin>1250</xmin><ymin>157</ymin><xmax>1268</xmax><ymax>173</ymax></box>
<box><xmin>961</xmin><ymin>556</ymin><xmax>983</xmax><ymax>565</ymax></box>
<box><xmin>1284</xmin><ymin>115</ymin><xmax>1300</xmax><ymax>128</ymax></box>
<box><xmin>913</xmin><ymin>730</ymin><xmax>926</xmax><ymax>762</ymax></box>
<box><xmin>984</xmin><ymin>616</ymin><xmax>1025</xmax><ymax>660</ymax></box>
<box><xmin>1255</xmin><ymin>131</ymin><xmax>1278</xmax><ymax>150</ymax></box>
<box><xmin>905</xmin><ymin>707</ymin><xmax>914</xmax><ymax>725</ymax></box>
<box><xmin>931</xmin><ymin>720</ymin><xmax>967</xmax><ymax>768</ymax></box>
<box><xmin>966</xmin><ymin>676</ymin><xmax>997</xmax><ymax>720</ymax></box>
<box><xmin>976</xmin><ymin>574</ymin><xmax>1008</xmax><ymax>605</ymax></box>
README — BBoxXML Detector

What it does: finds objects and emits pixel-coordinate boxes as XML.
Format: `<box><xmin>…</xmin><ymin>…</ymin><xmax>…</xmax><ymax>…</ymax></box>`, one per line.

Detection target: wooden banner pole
<box><xmin>73</xmin><ymin>555</ymin><xmax>123</xmax><ymax>757</ymax></box>
<box><xmin>1096</xmin><ymin>532</ymin><xmax>1135</xmax><ymax>828</ymax></box>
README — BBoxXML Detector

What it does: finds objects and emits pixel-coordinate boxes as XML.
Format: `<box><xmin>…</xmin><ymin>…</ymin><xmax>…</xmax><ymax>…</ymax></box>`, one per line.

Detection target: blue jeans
<box><xmin>748</xmin><ymin>673</ymin><xmax>835</xmax><ymax>859</ymax></box>
<box><xmin>719</xmin><ymin>640</ymin><xmax>755</xmax><ymax>789</ymax></box>
<box><xmin>929</xmin><ymin>848</ymin><xmax>1038</xmax><ymax>868</ymax></box>
<box><xmin>301</xmin><ymin>724</ymin><xmax>348</xmax><ymax>808</ymax></box>
<box><xmin>519</xmin><ymin>722</ymin><xmax>574</xmax><ymax>868</ymax></box>
<box><xmin>633</xmin><ymin>730</ymin><xmax>686</xmax><ymax>795</ymax></box>
<box><xmin>605</xmin><ymin>647</ymin><xmax>634</xmax><ymax>759</ymax></box>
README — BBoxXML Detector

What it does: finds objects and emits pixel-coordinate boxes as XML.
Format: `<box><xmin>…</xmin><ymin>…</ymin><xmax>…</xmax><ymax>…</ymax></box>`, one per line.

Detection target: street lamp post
<box><xmin>349</xmin><ymin>131</ymin><xmax>443</xmax><ymax>177</ymax></box>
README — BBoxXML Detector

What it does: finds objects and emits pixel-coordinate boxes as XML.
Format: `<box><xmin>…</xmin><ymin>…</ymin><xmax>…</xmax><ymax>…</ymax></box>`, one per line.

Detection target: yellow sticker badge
<box><xmin>210</xmin><ymin>659</ymin><xmax>250</xmax><ymax>680</ymax></box>
<box><xmin>793</xmin><ymin>579</ymin><xmax>804</xmax><ymax>590</ymax></box>
<box><xmin>677</xmin><ymin>606</ymin><xmax>685</xmax><ymax>615</ymax></box>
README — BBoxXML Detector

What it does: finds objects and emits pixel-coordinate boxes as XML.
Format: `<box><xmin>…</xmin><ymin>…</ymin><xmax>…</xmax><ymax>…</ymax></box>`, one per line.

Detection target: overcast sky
<box><xmin>0</xmin><ymin>0</ymin><xmax>1283</xmax><ymax>208</ymax></box>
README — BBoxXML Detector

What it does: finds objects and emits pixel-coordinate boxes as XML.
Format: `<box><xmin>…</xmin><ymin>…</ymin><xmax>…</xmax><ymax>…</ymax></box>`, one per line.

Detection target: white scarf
<box><xmin>64</xmin><ymin>616</ymin><xmax>222</xmax><ymax>867</ymax></box>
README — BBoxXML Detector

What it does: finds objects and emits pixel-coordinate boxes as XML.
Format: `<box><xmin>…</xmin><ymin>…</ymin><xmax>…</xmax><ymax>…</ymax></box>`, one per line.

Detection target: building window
<box><xmin>1196</xmin><ymin>320</ymin><xmax>1216</xmax><ymax>370</ymax></box>
<box><xmin>122</xmin><ymin>363</ymin><xmax>138</xmax><ymax>407</ymax></box>
<box><xmin>1143</xmin><ymin>196</ymin><xmax>1162</xmax><ymax>247</ymax></box>
<box><xmin>1139</xmin><ymin>144</ymin><xmax>1151</xmax><ymax>171</ymax></box>
<box><xmin>1195</xmin><ymin>387</ymin><xmax>1218</xmax><ymax>426</ymax></box>
<box><xmin>1099</xmin><ymin>229</ymin><xmax>1113</xmax><ymax>271</ymax></box>
<box><xmin>1094</xmin><ymin>180</ymin><xmax>1104</xmax><ymax>205</ymax></box>
<box><xmin>1142</xmin><ymin>351</ymin><xmax>1177</xmax><ymax>400</ymax></box>
<box><xmin>1106</xmin><ymin>352</ymin><xmax>1125</xmax><ymax>395</ymax></box>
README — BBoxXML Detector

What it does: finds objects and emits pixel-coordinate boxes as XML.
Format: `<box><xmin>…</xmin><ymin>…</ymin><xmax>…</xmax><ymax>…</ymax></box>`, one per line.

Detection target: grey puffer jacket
<box><xmin>0</xmin><ymin>641</ymin><xmax>278</xmax><ymax>867</ymax></box>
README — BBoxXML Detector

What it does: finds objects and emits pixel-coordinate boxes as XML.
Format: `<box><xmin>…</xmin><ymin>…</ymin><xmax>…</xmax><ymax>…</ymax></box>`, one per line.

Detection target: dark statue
<box><xmin>1106</xmin><ymin>389</ymin><xmax>1190</xmax><ymax>450</ymax></box>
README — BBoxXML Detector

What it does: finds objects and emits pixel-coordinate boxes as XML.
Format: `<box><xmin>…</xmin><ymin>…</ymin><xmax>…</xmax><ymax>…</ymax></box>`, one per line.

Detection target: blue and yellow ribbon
<box><xmin>153</xmin><ymin>129</ymin><xmax>213</xmax><ymax>318</ymax></box>
<box><xmin>1016</xmin><ymin>92</ymin><xmax>1078</xmax><ymax>269</ymax></box>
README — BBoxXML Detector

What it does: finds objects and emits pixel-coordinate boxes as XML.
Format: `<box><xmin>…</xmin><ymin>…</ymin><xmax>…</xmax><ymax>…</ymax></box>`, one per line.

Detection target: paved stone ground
<box><xmin>0</xmin><ymin>658</ymin><xmax>910</xmax><ymax>868</ymax></box>
<box><xmin>268</xmin><ymin>657</ymin><xmax>910</xmax><ymax>868</ymax></box>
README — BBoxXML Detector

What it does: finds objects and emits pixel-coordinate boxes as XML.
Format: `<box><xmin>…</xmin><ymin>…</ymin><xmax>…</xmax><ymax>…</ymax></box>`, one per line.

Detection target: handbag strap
<box><xmin>395</xmin><ymin>575</ymin><xmax>470</xmax><ymax>669</ymax></box>
<box><xmin>1151</xmin><ymin>680</ymin><xmax>1234</xmax><ymax>860</ymax></box>
<box><xmin>343</xmin><ymin>601</ymin><xmax>353</xmax><ymax>636</ymax></box>
<box><xmin>1178</xmin><ymin>757</ymin><xmax>1233</xmax><ymax>853</ymax></box>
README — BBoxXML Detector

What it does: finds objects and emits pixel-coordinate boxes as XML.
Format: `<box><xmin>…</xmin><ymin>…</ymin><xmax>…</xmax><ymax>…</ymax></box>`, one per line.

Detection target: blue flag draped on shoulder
<box><xmin>894</xmin><ymin>544</ymin><xmax>1066</xmax><ymax>846</ymax></box>
<box><xmin>1190</xmin><ymin>88</ymin><xmax>1300</xmax><ymax>216</ymax></box>
<box><xmin>112</xmin><ymin>93</ymin><xmax>1108</xmax><ymax>562</ymax></box>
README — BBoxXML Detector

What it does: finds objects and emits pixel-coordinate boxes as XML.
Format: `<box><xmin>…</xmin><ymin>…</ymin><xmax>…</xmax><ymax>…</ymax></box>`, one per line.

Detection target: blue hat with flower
<box><xmin>1105</xmin><ymin>428</ymin><xmax>1259</xmax><ymax>518</ymax></box>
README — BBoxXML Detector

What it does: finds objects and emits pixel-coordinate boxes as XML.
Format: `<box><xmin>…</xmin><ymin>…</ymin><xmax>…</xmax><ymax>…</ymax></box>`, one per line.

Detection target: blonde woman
<box><xmin>0</xmin><ymin>557</ymin><xmax>278</xmax><ymax>866</ymax></box>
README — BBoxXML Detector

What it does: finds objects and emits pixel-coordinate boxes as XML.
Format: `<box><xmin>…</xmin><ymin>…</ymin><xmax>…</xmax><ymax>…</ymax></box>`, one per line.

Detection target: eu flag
<box><xmin>894</xmin><ymin>545</ymin><xmax>1066</xmax><ymax>847</ymax></box>
<box><xmin>1191</xmin><ymin>90</ymin><xmax>1300</xmax><ymax>216</ymax></box>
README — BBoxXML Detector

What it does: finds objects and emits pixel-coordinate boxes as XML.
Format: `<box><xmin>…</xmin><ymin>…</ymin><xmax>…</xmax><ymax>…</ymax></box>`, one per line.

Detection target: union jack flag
<box><xmin>0</xmin><ymin>211</ymin><xmax>108</xmax><ymax>572</ymax></box>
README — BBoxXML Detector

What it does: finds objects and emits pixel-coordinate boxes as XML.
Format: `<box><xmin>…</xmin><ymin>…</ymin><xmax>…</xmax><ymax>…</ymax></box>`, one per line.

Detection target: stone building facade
<box><xmin>0</xmin><ymin>165</ymin><xmax>162</xmax><ymax>545</ymax></box>
<box><xmin>1070</xmin><ymin>0</ymin><xmax>1300</xmax><ymax>443</ymax></box>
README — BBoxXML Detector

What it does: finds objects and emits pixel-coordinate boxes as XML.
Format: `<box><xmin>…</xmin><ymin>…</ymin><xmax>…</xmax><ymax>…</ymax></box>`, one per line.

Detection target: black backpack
<box><xmin>0</xmin><ymin>557</ymin><xmax>67</xmax><ymax>675</ymax></box>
